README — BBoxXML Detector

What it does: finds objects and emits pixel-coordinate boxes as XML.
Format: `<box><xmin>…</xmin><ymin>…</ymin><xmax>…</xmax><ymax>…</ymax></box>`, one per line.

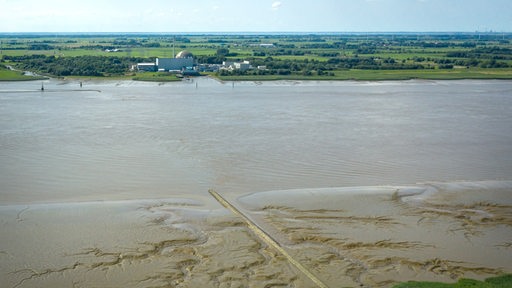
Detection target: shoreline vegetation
<box><xmin>0</xmin><ymin>65</ymin><xmax>47</xmax><ymax>81</ymax></box>
<box><xmin>1</xmin><ymin>32</ymin><xmax>511</xmax><ymax>82</ymax></box>
<box><xmin>393</xmin><ymin>274</ymin><xmax>512</xmax><ymax>288</ymax></box>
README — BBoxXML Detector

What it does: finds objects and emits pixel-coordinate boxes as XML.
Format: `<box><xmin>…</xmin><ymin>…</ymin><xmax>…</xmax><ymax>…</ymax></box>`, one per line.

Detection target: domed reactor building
<box><xmin>156</xmin><ymin>50</ymin><xmax>194</xmax><ymax>72</ymax></box>
<box><xmin>175</xmin><ymin>50</ymin><xmax>193</xmax><ymax>59</ymax></box>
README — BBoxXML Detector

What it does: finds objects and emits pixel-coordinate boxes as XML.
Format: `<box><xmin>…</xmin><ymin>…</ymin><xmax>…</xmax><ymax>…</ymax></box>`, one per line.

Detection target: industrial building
<box><xmin>137</xmin><ymin>50</ymin><xmax>194</xmax><ymax>72</ymax></box>
<box><xmin>156</xmin><ymin>58</ymin><xmax>193</xmax><ymax>72</ymax></box>
<box><xmin>136</xmin><ymin>49</ymin><xmax>254</xmax><ymax>75</ymax></box>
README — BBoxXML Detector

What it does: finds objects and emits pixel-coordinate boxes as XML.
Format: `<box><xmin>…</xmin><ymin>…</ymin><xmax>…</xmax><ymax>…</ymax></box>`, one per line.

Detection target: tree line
<box><xmin>2</xmin><ymin>55</ymin><xmax>146</xmax><ymax>76</ymax></box>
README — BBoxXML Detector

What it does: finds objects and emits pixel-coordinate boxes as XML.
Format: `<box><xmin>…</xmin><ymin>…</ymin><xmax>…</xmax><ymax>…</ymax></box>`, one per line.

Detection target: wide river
<box><xmin>1</xmin><ymin>78</ymin><xmax>511</xmax><ymax>204</ymax></box>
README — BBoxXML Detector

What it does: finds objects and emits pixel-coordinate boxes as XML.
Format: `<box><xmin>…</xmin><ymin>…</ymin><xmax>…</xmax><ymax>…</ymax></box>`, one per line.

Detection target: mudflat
<box><xmin>1</xmin><ymin>181</ymin><xmax>511</xmax><ymax>287</ymax></box>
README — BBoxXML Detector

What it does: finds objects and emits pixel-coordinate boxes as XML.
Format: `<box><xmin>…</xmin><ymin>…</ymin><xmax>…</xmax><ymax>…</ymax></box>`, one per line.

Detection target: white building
<box><xmin>234</xmin><ymin>61</ymin><xmax>251</xmax><ymax>71</ymax></box>
<box><xmin>222</xmin><ymin>60</ymin><xmax>252</xmax><ymax>71</ymax></box>
<box><xmin>136</xmin><ymin>62</ymin><xmax>157</xmax><ymax>72</ymax></box>
<box><xmin>222</xmin><ymin>61</ymin><xmax>236</xmax><ymax>68</ymax></box>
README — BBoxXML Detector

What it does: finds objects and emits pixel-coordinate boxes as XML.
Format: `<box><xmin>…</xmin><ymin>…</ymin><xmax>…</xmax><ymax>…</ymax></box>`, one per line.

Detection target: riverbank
<box><xmin>3</xmin><ymin>68</ymin><xmax>511</xmax><ymax>82</ymax></box>
<box><xmin>212</xmin><ymin>67</ymin><xmax>512</xmax><ymax>81</ymax></box>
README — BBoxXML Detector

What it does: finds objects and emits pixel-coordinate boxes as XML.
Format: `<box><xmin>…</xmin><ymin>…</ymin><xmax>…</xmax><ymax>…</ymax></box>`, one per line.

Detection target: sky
<box><xmin>0</xmin><ymin>0</ymin><xmax>510</xmax><ymax>33</ymax></box>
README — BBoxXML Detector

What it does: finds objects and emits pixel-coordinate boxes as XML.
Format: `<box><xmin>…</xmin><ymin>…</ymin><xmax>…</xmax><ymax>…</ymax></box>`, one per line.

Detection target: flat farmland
<box><xmin>1</xmin><ymin>33</ymin><xmax>511</xmax><ymax>81</ymax></box>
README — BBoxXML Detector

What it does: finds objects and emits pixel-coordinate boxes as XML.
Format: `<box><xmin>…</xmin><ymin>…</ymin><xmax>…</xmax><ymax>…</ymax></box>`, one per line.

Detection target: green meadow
<box><xmin>0</xmin><ymin>64</ymin><xmax>47</xmax><ymax>81</ymax></box>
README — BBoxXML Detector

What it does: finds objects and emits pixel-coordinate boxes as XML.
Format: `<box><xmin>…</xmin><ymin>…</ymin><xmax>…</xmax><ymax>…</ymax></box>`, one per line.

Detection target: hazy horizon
<box><xmin>1</xmin><ymin>0</ymin><xmax>510</xmax><ymax>33</ymax></box>
<box><xmin>1</xmin><ymin>31</ymin><xmax>511</xmax><ymax>35</ymax></box>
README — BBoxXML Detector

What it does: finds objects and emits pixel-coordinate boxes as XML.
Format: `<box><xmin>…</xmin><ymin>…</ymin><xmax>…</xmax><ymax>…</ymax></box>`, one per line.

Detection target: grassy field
<box><xmin>1</xmin><ymin>33</ymin><xmax>511</xmax><ymax>81</ymax></box>
<box><xmin>131</xmin><ymin>72</ymin><xmax>183</xmax><ymax>82</ymax></box>
<box><xmin>0</xmin><ymin>64</ymin><xmax>47</xmax><ymax>81</ymax></box>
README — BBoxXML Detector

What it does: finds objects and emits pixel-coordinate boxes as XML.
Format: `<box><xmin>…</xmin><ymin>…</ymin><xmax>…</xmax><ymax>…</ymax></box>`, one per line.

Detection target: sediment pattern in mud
<box><xmin>237</xmin><ymin>183</ymin><xmax>512</xmax><ymax>287</ymax></box>
<box><xmin>4</xmin><ymin>201</ymin><xmax>312</xmax><ymax>288</ymax></box>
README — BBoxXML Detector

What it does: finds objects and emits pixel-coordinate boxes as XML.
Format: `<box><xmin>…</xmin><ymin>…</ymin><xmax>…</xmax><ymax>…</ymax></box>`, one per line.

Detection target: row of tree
<box><xmin>3</xmin><ymin>55</ymin><xmax>146</xmax><ymax>76</ymax></box>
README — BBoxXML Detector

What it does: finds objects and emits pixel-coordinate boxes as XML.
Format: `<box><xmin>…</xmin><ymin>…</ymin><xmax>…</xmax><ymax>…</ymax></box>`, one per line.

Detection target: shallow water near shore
<box><xmin>0</xmin><ymin>79</ymin><xmax>511</xmax><ymax>287</ymax></box>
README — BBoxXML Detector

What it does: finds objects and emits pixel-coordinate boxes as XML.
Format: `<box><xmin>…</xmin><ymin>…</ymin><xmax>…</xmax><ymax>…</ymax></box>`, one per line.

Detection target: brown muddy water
<box><xmin>1</xmin><ymin>79</ymin><xmax>511</xmax><ymax>203</ymax></box>
<box><xmin>0</xmin><ymin>79</ymin><xmax>511</xmax><ymax>287</ymax></box>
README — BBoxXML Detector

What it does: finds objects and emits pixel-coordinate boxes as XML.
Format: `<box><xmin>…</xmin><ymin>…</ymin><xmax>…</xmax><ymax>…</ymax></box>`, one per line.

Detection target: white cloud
<box><xmin>272</xmin><ymin>1</ymin><xmax>282</xmax><ymax>10</ymax></box>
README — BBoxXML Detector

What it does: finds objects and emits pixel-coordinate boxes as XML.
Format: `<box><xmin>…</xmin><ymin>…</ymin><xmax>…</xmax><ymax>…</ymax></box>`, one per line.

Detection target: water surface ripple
<box><xmin>1</xmin><ymin>79</ymin><xmax>511</xmax><ymax>204</ymax></box>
